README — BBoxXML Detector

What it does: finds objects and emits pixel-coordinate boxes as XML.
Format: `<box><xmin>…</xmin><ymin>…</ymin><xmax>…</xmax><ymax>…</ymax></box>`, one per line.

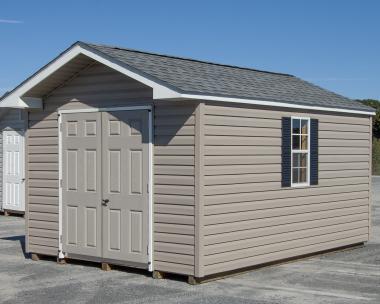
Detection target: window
<box><xmin>281</xmin><ymin>116</ymin><xmax>318</xmax><ymax>188</ymax></box>
<box><xmin>291</xmin><ymin>117</ymin><xmax>310</xmax><ymax>186</ymax></box>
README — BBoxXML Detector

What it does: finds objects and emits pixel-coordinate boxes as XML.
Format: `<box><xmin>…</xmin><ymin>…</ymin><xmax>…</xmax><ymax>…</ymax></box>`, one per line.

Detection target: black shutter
<box><xmin>281</xmin><ymin>117</ymin><xmax>291</xmax><ymax>187</ymax></box>
<box><xmin>310</xmin><ymin>119</ymin><xmax>319</xmax><ymax>185</ymax></box>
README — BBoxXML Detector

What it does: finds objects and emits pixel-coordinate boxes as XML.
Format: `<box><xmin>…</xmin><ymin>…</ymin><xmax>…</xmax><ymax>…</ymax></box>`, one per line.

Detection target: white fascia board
<box><xmin>0</xmin><ymin>97</ymin><xmax>42</xmax><ymax>108</ymax></box>
<box><xmin>78</xmin><ymin>46</ymin><xmax>181</xmax><ymax>99</ymax></box>
<box><xmin>0</xmin><ymin>97</ymin><xmax>28</xmax><ymax>108</ymax></box>
<box><xmin>177</xmin><ymin>94</ymin><xmax>376</xmax><ymax>116</ymax></box>
<box><xmin>0</xmin><ymin>46</ymin><xmax>83</xmax><ymax>108</ymax></box>
<box><xmin>0</xmin><ymin>44</ymin><xmax>180</xmax><ymax>108</ymax></box>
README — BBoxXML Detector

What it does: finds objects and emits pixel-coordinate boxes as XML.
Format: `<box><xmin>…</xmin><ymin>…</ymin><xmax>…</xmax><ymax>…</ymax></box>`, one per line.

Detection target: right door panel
<box><xmin>101</xmin><ymin>110</ymin><xmax>149</xmax><ymax>264</ymax></box>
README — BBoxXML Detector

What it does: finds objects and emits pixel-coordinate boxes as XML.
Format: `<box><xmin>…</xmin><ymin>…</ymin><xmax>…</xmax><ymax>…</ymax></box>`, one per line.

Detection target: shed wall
<box><xmin>154</xmin><ymin>103</ymin><xmax>196</xmax><ymax>275</ymax></box>
<box><xmin>0</xmin><ymin>109</ymin><xmax>26</xmax><ymax>209</ymax></box>
<box><xmin>26</xmin><ymin>63</ymin><xmax>196</xmax><ymax>275</ymax></box>
<box><xmin>200</xmin><ymin>102</ymin><xmax>371</xmax><ymax>276</ymax></box>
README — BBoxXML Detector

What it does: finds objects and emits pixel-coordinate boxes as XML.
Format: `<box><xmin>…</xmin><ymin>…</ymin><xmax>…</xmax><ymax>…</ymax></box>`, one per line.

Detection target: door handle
<box><xmin>102</xmin><ymin>199</ymin><xmax>110</xmax><ymax>206</ymax></box>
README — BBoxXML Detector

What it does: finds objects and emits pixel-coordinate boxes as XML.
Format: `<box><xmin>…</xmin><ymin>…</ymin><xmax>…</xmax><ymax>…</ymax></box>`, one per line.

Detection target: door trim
<box><xmin>58</xmin><ymin>105</ymin><xmax>154</xmax><ymax>271</ymax></box>
<box><xmin>59</xmin><ymin>106</ymin><xmax>152</xmax><ymax>114</ymax></box>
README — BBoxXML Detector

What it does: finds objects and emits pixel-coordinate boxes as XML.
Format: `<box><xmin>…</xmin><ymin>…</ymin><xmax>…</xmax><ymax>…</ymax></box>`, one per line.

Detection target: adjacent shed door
<box><xmin>2</xmin><ymin>130</ymin><xmax>25</xmax><ymax>212</ymax></box>
<box><xmin>62</xmin><ymin>110</ymin><xmax>149</xmax><ymax>265</ymax></box>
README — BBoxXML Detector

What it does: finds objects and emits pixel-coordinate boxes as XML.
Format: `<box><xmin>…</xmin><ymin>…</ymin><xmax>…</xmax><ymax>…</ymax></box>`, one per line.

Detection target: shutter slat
<box><xmin>282</xmin><ymin>117</ymin><xmax>291</xmax><ymax>187</ymax></box>
<box><xmin>310</xmin><ymin>119</ymin><xmax>319</xmax><ymax>185</ymax></box>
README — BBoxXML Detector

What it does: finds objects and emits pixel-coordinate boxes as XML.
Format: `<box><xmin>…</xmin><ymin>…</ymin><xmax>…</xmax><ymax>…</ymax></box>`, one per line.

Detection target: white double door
<box><xmin>2</xmin><ymin>130</ymin><xmax>25</xmax><ymax>212</ymax></box>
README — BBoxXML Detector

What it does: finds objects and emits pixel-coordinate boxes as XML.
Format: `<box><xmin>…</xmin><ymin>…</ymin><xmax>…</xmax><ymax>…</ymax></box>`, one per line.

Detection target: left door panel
<box><xmin>62</xmin><ymin>112</ymin><xmax>102</xmax><ymax>257</ymax></box>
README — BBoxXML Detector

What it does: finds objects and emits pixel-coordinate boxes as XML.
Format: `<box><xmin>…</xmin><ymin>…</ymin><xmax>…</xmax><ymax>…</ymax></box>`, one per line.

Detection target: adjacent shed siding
<box><xmin>0</xmin><ymin>109</ymin><xmax>26</xmax><ymax>209</ymax></box>
<box><xmin>27</xmin><ymin>63</ymin><xmax>196</xmax><ymax>275</ymax></box>
<box><xmin>154</xmin><ymin>103</ymin><xmax>196</xmax><ymax>275</ymax></box>
<box><xmin>201</xmin><ymin>103</ymin><xmax>371</xmax><ymax>276</ymax></box>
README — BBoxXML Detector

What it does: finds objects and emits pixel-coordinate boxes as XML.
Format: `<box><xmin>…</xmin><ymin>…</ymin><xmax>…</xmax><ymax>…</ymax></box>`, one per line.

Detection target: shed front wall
<box><xmin>197</xmin><ymin>102</ymin><xmax>371</xmax><ymax>276</ymax></box>
<box><xmin>26</xmin><ymin>62</ymin><xmax>196</xmax><ymax>275</ymax></box>
<box><xmin>0</xmin><ymin>109</ymin><xmax>26</xmax><ymax>210</ymax></box>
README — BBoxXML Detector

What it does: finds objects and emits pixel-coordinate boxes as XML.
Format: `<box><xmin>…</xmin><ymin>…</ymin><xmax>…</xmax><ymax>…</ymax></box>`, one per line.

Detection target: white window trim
<box><xmin>291</xmin><ymin>116</ymin><xmax>311</xmax><ymax>188</ymax></box>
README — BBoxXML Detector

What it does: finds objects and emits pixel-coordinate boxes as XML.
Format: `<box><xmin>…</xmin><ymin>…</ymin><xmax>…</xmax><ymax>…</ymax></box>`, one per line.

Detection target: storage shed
<box><xmin>0</xmin><ymin>106</ymin><xmax>27</xmax><ymax>214</ymax></box>
<box><xmin>0</xmin><ymin>41</ymin><xmax>375</xmax><ymax>282</ymax></box>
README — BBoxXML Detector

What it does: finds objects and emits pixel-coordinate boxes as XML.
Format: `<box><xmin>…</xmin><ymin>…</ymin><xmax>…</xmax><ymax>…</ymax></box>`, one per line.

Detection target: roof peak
<box><xmin>79</xmin><ymin>41</ymin><xmax>294</xmax><ymax>78</ymax></box>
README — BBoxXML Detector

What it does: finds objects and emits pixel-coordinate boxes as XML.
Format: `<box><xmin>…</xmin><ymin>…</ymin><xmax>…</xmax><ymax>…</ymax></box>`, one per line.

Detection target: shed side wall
<box><xmin>201</xmin><ymin>102</ymin><xmax>371</xmax><ymax>276</ymax></box>
<box><xmin>26</xmin><ymin>63</ymin><xmax>196</xmax><ymax>275</ymax></box>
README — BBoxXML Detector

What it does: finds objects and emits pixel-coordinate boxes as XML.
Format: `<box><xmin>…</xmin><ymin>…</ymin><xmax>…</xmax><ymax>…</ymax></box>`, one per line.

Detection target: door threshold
<box><xmin>66</xmin><ymin>253</ymin><xmax>149</xmax><ymax>270</ymax></box>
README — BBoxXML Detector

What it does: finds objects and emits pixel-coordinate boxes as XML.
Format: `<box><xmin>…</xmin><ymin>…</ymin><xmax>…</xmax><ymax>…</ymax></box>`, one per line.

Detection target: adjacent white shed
<box><xmin>0</xmin><ymin>108</ymin><xmax>27</xmax><ymax>214</ymax></box>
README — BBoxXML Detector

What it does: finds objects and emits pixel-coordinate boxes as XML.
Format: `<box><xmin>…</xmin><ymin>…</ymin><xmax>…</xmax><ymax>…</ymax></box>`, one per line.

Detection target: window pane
<box><xmin>292</xmin><ymin>168</ymin><xmax>299</xmax><ymax>183</ymax></box>
<box><xmin>292</xmin><ymin>119</ymin><xmax>300</xmax><ymax>134</ymax></box>
<box><xmin>300</xmin><ymin>167</ymin><xmax>307</xmax><ymax>183</ymax></box>
<box><xmin>293</xmin><ymin>153</ymin><xmax>300</xmax><ymax>167</ymax></box>
<box><xmin>300</xmin><ymin>153</ymin><xmax>307</xmax><ymax>167</ymax></box>
<box><xmin>301</xmin><ymin>135</ymin><xmax>308</xmax><ymax>149</ymax></box>
<box><xmin>301</xmin><ymin>120</ymin><xmax>308</xmax><ymax>134</ymax></box>
<box><xmin>292</xmin><ymin>135</ymin><xmax>300</xmax><ymax>149</ymax></box>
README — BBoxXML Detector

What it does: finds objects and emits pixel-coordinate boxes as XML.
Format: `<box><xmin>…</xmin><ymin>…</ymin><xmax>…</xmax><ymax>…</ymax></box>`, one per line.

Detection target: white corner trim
<box><xmin>58</xmin><ymin>113</ymin><xmax>64</xmax><ymax>259</ymax></box>
<box><xmin>178</xmin><ymin>94</ymin><xmax>376</xmax><ymax>116</ymax></box>
<box><xmin>148</xmin><ymin>109</ymin><xmax>154</xmax><ymax>272</ymax></box>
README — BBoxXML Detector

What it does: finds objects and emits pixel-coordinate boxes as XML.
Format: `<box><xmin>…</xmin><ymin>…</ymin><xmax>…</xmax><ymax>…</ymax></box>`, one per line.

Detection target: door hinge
<box><xmin>59</xmin><ymin>122</ymin><xmax>63</xmax><ymax>132</ymax></box>
<box><xmin>147</xmin><ymin>245</ymin><xmax>149</xmax><ymax>255</ymax></box>
<box><xmin>60</xmin><ymin>235</ymin><xmax>63</xmax><ymax>243</ymax></box>
<box><xmin>59</xmin><ymin>179</ymin><xmax>63</xmax><ymax>188</ymax></box>
<box><xmin>147</xmin><ymin>183</ymin><xmax>149</xmax><ymax>193</ymax></box>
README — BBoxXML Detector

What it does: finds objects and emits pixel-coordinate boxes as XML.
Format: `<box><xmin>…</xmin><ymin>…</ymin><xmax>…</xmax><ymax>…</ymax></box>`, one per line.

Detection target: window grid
<box><xmin>291</xmin><ymin>117</ymin><xmax>310</xmax><ymax>187</ymax></box>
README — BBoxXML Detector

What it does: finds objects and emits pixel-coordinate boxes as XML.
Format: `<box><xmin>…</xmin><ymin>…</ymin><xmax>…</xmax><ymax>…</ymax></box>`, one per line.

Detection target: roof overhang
<box><xmin>176</xmin><ymin>94</ymin><xmax>376</xmax><ymax>116</ymax></box>
<box><xmin>0</xmin><ymin>97</ymin><xmax>43</xmax><ymax>109</ymax></box>
<box><xmin>0</xmin><ymin>42</ymin><xmax>375</xmax><ymax>116</ymax></box>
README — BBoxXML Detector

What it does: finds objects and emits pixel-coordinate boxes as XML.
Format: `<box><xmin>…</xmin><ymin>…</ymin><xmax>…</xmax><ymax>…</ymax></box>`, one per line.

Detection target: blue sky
<box><xmin>0</xmin><ymin>0</ymin><xmax>379</xmax><ymax>100</ymax></box>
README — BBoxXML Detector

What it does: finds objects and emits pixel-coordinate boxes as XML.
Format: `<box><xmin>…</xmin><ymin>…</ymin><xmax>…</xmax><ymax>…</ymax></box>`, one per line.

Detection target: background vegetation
<box><xmin>358</xmin><ymin>99</ymin><xmax>380</xmax><ymax>175</ymax></box>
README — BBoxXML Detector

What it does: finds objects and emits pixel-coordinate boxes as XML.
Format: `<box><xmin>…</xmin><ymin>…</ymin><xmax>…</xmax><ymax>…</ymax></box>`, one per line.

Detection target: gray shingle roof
<box><xmin>82</xmin><ymin>42</ymin><xmax>372</xmax><ymax>113</ymax></box>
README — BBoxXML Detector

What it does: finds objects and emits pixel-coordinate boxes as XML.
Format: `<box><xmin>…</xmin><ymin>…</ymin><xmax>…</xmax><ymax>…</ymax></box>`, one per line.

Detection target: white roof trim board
<box><xmin>179</xmin><ymin>94</ymin><xmax>375</xmax><ymax>115</ymax></box>
<box><xmin>0</xmin><ymin>42</ymin><xmax>375</xmax><ymax>115</ymax></box>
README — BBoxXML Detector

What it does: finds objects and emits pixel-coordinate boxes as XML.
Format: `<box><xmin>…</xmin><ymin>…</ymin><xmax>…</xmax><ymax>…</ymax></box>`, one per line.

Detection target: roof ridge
<box><xmin>81</xmin><ymin>41</ymin><xmax>294</xmax><ymax>77</ymax></box>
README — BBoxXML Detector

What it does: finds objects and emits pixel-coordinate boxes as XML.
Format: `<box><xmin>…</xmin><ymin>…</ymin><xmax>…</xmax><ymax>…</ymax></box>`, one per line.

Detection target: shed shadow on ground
<box><xmin>0</xmin><ymin>235</ymin><xmax>30</xmax><ymax>259</ymax></box>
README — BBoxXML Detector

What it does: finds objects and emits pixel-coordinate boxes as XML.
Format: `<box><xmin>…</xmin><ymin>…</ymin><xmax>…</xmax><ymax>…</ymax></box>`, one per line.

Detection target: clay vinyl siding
<box><xmin>200</xmin><ymin>103</ymin><xmax>371</xmax><ymax>276</ymax></box>
<box><xmin>154</xmin><ymin>103</ymin><xmax>196</xmax><ymax>275</ymax></box>
<box><xmin>26</xmin><ymin>63</ymin><xmax>196</xmax><ymax>275</ymax></box>
<box><xmin>0</xmin><ymin>109</ymin><xmax>26</xmax><ymax>209</ymax></box>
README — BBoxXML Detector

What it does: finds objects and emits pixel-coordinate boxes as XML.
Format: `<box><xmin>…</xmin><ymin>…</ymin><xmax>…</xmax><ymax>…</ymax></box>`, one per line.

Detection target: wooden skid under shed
<box><xmin>1</xmin><ymin>210</ymin><xmax>25</xmax><ymax>217</ymax></box>
<box><xmin>29</xmin><ymin>242</ymin><xmax>365</xmax><ymax>285</ymax></box>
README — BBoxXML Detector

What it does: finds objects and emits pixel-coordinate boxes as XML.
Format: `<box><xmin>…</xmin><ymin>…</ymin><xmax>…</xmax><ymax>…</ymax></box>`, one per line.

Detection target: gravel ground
<box><xmin>0</xmin><ymin>178</ymin><xmax>379</xmax><ymax>304</ymax></box>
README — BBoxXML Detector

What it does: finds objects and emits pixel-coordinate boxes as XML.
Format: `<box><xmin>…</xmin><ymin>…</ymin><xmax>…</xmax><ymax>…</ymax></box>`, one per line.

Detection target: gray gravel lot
<box><xmin>0</xmin><ymin>178</ymin><xmax>379</xmax><ymax>304</ymax></box>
